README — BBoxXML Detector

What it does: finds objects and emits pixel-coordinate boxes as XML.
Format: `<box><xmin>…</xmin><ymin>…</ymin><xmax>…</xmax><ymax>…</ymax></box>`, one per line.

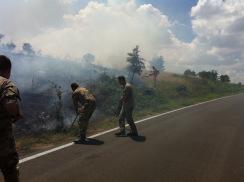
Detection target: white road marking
<box><xmin>19</xmin><ymin>93</ymin><xmax>241</xmax><ymax>164</ymax></box>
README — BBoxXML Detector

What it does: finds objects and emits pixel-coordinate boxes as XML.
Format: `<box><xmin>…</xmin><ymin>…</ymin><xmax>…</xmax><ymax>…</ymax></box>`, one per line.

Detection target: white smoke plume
<box><xmin>1</xmin><ymin>0</ymin><xmax>244</xmax><ymax>82</ymax></box>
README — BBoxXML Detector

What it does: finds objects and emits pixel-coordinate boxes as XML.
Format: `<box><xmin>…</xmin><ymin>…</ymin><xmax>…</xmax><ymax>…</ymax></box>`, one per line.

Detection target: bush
<box><xmin>88</xmin><ymin>74</ymin><xmax>121</xmax><ymax>115</ymax></box>
<box><xmin>176</xmin><ymin>85</ymin><xmax>188</xmax><ymax>96</ymax></box>
<box><xmin>143</xmin><ymin>88</ymin><xmax>155</xmax><ymax>96</ymax></box>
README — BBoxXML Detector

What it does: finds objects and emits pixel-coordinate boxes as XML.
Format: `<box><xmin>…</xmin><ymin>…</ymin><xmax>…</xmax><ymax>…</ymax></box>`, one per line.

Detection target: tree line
<box><xmin>184</xmin><ymin>69</ymin><xmax>231</xmax><ymax>83</ymax></box>
<box><xmin>126</xmin><ymin>46</ymin><xmax>233</xmax><ymax>85</ymax></box>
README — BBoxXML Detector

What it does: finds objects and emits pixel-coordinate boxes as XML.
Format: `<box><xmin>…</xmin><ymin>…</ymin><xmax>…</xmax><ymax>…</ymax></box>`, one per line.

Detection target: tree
<box><xmin>220</xmin><ymin>75</ymin><xmax>230</xmax><ymax>83</ymax></box>
<box><xmin>210</xmin><ymin>70</ymin><xmax>218</xmax><ymax>81</ymax></box>
<box><xmin>83</xmin><ymin>53</ymin><xmax>95</xmax><ymax>64</ymax></box>
<box><xmin>198</xmin><ymin>70</ymin><xmax>218</xmax><ymax>81</ymax></box>
<box><xmin>127</xmin><ymin>45</ymin><xmax>145</xmax><ymax>83</ymax></box>
<box><xmin>4</xmin><ymin>42</ymin><xmax>16</xmax><ymax>51</ymax></box>
<box><xmin>0</xmin><ymin>34</ymin><xmax>4</xmax><ymax>42</ymax></box>
<box><xmin>184</xmin><ymin>69</ymin><xmax>196</xmax><ymax>77</ymax></box>
<box><xmin>148</xmin><ymin>66</ymin><xmax>160</xmax><ymax>87</ymax></box>
<box><xmin>147</xmin><ymin>56</ymin><xmax>165</xmax><ymax>87</ymax></box>
<box><xmin>150</xmin><ymin>56</ymin><xmax>165</xmax><ymax>72</ymax></box>
<box><xmin>53</xmin><ymin>84</ymin><xmax>64</xmax><ymax>132</ymax></box>
<box><xmin>0</xmin><ymin>34</ymin><xmax>4</xmax><ymax>48</ymax></box>
<box><xmin>198</xmin><ymin>71</ymin><xmax>208</xmax><ymax>79</ymax></box>
<box><xmin>0</xmin><ymin>34</ymin><xmax>4</xmax><ymax>41</ymax></box>
<box><xmin>23</xmin><ymin>43</ymin><xmax>35</xmax><ymax>55</ymax></box>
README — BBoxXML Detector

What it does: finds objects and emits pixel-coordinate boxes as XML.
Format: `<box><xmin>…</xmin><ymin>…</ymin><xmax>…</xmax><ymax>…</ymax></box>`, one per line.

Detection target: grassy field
<box><xmin>16</xmin><ymin>72</ymin><xmax>244</xmax><ymax>157</ymax></box>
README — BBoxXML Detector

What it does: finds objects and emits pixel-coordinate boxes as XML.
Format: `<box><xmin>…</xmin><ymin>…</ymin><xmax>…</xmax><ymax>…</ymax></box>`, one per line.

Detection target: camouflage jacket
<box><xmin>72</xmin><ymin>87</ymin><xmax>95</xmax><ymax>112</ymax></box>
<box><xmin>0</xmin><ymin>76</ymin><xmax>21</xmax><ymax>157</ymax></box>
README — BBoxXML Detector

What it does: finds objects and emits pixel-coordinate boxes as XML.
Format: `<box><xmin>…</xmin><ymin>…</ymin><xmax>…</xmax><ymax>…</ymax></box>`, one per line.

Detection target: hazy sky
<box><xmin>0</xmin><ymin>0</ymin><xmax>244</xmax><ymax>82</ymax></box>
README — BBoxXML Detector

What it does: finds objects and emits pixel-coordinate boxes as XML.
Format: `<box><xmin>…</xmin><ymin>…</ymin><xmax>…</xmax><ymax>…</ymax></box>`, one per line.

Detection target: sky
<box><xmin>0</xmin><ymin>0</ymin><xmax>244</xmax><ymax>83</ymax></box>
<box><xmin>140</xmin><ymin>0</ymin><xmax>198</xmax><ymax>42</ymax></box>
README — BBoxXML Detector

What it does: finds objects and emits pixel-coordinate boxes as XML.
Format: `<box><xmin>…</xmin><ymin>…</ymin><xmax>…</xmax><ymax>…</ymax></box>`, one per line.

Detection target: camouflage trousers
<box><xmin>78</xmin><ymin>101</ymin><xmax>96</xmax><ymax>138</ymax></box>
<box><xmin>119</xmin><ymin>106</ymin><xmax>138</xmax><ymax>134</ymax></box>
<box><xmin>0</xmin><ymin>123</ymin><xmax>19</xmax><ymax>182</ymax></box>
<box><xmin>0</xmin><ymin>152</ymin><xmax>19</xmax><ymax>182</ymax></box>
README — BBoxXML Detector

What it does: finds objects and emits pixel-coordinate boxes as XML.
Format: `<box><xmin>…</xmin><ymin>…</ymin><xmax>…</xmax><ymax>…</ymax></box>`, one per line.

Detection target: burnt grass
<box><xmin>15</xmin><ymin>73</ymin><xmax>244</xmax><ymax>156</ymax></box>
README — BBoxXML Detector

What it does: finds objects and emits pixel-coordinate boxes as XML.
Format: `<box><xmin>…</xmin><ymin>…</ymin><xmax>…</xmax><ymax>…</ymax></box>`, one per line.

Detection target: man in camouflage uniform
<box><xmin>0</xmin><ymin>55</ymin><xmax>22</xmax><ymax>182</ymax></box>
<box><xmin>115</xmin><ymin>76</ymin><xmax>138</xmax><ymax>137</ymax></box>
<box><xmin>71</xmin><ymin>83</ymin><xmax>96</xmax><ymax>142</ymax></box>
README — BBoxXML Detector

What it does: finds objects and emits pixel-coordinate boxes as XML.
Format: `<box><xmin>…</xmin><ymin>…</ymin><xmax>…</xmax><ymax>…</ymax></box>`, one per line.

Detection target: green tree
<box><xmin>220</xmin><ymin>75</ymin><xmax>230</xmax><ymax>83</ymax></box>
<box><xmin>198</xmin><ymin>70</ymin><xmax>218</xmax><ymax>81</ymax></box>
<box><xmin>127</xmin><ymin>45</ymin><xmax>145</xmax><ymax>83</ymax></box>
<box><xmin>184</xmin><ymin>69</ymin><xmax>196</xmax><ymax>77</ymax></box>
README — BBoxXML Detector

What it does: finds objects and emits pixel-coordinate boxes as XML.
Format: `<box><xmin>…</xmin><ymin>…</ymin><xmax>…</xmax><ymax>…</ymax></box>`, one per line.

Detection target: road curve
<box><xmin>2</xmin><ymin>94</ymin><xmax>244</xmax><ymax>182</ymax></box>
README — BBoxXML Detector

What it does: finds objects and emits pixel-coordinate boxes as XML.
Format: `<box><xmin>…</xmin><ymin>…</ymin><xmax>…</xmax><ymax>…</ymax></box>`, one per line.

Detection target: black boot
<box><xmin>127</xmin><ymin>123</ymin><xmax>138</xmax><ymax>137</ymax></box>
<box><xmin>115</xmin><ymin>130</ymin><xmax>126</xmax><ymax>137</ymax></box>
<box><xmin>127</xmin><ymin>129</ymin><xmax>138</xmax><ymax>137</ymax></box>
<box><xmin>75</xmin><ymin>134</ymin><xmax>88</xmax><ymax>144</ymax></box>
<box><xmin>127</xmin><ymin>132</ymin><xmax>138</xmax><ymax>137</ymax></box>
<box><xmin>2</xmin><ymin>166</ymin><xmax>20</xmax><ymax>182</ymax></box>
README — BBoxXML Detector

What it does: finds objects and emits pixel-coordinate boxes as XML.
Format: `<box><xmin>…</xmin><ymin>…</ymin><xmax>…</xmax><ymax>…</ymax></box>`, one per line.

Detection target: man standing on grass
<box><xmin>71</xmin><ymin>83</ymin><xmax>96</xmax><ymax>143</ymax></box>
<box><xmin>0</xmin><ymin>55</ymin><xmax>22</xmax><ymax>182</ymax></box>
<box><xmin>115</xmin><ymin>76</ymin><xmax>138</xmax><ymax>137</ymax></box>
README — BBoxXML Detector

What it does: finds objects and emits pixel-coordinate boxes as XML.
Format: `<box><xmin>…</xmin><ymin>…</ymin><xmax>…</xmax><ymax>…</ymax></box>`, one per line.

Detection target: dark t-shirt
<box><xmin>122</xmin><ymin>83</ymin><xmax>134</xmax><ymax>108</ymax></box>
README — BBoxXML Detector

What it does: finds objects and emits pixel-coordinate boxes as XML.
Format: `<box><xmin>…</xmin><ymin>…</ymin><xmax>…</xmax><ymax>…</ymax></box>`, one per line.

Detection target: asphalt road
<box><xmin>2</xmin><ymin>94</ymin><xmax>244</xmax><ymax>182</ymax></box>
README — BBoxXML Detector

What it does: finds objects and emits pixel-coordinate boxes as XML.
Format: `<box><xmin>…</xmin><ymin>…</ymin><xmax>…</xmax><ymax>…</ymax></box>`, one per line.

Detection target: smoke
<box><xmin>0</xmin><ymin>0</ymin><xmax>75</xmax><ymax>39</ymax></box>
<box><xmin>0</xmin><ymin>0</ymin><xmax>175</xmax><ymax>134</ymax></box>
<box><xmin>1</xmin><ymin>0</ymin><xmax>244</xmax><ymax>134</ymax></box>
<box><xmin>34</xmin><ymin>1</ymin><xmax>175</xmax><ymax>68</ymax></box>
<box><xmin>0</xmin><ymin>44</ymin><xmax>118</xmax><ymax>134</ymax></box>
<box><xmin>0</xmin><ymin>0</ymin><xmax>177</xmax><ymax>69</ymax></box>
<box><xmin>1</xmin><ymin>0</ymin><xmax>244</xmax><ymax>82</ymax></box>
<box><xmin>0</xmin><ymin>36</ymin><xmax>128</xmax><ymax>133</ymax></box>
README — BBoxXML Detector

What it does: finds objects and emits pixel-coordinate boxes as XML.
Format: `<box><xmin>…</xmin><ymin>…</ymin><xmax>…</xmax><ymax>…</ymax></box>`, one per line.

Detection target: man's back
<box><xmin>123</xmin><ymin>83</ymin><xmax>135</xmax><ymax>108</ymax></box>
<box><xmin>0</xmin><ymin>76</ymin><xmax>20</xmax><ymax>158</ymax></box>
<box><xmin>0</xmin><ymin>55</ymin><xmax>21</xmax><ymax>182</ymax></box>
<box><xmin>72</xmin><ymin>87</ymin><xmax>95</xmax><ymax>106</ymax></box>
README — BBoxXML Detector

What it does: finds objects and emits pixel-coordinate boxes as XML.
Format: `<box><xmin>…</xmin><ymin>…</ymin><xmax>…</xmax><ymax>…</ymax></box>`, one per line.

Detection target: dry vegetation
<box><xmin>16</xmin><ymin>72</ymin><xmax>244</xmax><ymax>157</ymax></box>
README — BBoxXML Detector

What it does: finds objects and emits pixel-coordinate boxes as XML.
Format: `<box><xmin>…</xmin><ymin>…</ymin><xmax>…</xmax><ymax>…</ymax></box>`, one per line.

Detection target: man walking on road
<box><xmin>0</xmin><ymin>55</ymin><xmax>22</xmax><ymax>182</ymax></box>
<box><xmin>71</xmin><ymin>83</ymin><xmax>96</xmax><ymax>143</ymax></box>
<box><xmin>115</xmin><ymin>76</ymin><xmax>138</xmax><ymax>137</ymax></box>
